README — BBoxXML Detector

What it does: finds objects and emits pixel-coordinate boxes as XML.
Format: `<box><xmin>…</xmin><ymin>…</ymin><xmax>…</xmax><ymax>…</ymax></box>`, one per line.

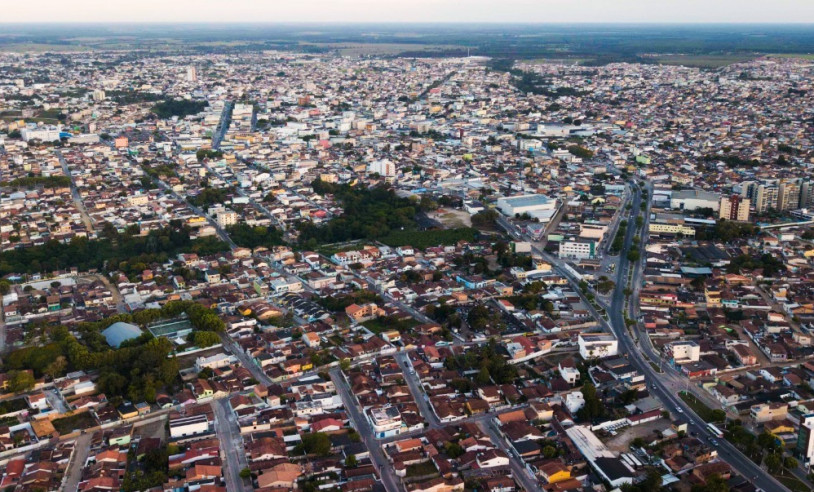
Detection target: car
<box><xmin>710</xmin><ymin>439</ymin><xmax>719</xmax><ymax>446</ymax></box>
<box><xmin>676</xmin><ymin>408</ymin><xmax>684</xmax><ymax>413</ymax></box>
<box><xmin>690</xmin><ymin>431</ymin><xmax>697</xmax><ymax>436</ymax></box>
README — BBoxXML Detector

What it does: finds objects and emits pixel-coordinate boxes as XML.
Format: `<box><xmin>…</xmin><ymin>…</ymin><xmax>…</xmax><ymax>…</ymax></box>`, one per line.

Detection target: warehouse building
<box><xmin>496</xmin><ymin>194</ymin><xmax>556</xmax><ymax>216</ymax></box>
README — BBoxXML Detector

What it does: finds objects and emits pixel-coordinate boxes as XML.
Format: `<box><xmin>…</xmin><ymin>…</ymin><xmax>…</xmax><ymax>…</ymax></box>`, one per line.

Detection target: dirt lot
<box><xmin>133</xmin><ymin>416</ymin><xmax>168</xmax><ymax>442</ymax></box>
<box><xmin>429</xmin><ymin>208</ymin><xmax>472</xmax><ymax>228</ymax></box>
<box><xmin>604</xmin><ymin>418</ymin><xmax>671</xmax><ymax>453</ymax></box>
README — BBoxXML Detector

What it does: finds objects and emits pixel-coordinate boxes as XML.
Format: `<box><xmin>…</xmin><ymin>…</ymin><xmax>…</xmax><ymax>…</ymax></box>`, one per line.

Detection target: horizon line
<box><xmin>2</xmin><ymin>21</ymin><xmax>814</xmax><ymax>26</ymax></box>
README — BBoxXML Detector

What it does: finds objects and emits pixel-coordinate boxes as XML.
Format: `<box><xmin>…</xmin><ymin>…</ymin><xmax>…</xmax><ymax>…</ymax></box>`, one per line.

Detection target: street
<box><xmin>479</xmin><ymin>420</ymin><xmax>543</xmax><ymax>492</ymax></box>
<box><xmin>330</xmin><ymin>367</ymin><xmax>403</xmax><ymax>492</ymax></box>
<box><xmin>603</xmin><ymin>182</ymin><xmax>791</xmax><ymax>492</ymax></box>
<box><xmin>62</xmin><ymin>433</ymin><xmax>91</xmax><ymax>492</ymax></box>
<box><xmin>211</xmin><ymin>398</ymin><xmax>251</xmax><ymax>492</ymax></box>
<box><xmin>394</xmin><ymin>352</ymin><xmax>440</xmax><ymax>428</ymax></box>
<box><xmin>56</xmin><ymin>150</ymin><xmax>95</xmax><ymax>233</ymax></box>
<box><xmin>497</xmin><ymin>181</ymin><xmax>791</xmax><ymax>492</ymax></box>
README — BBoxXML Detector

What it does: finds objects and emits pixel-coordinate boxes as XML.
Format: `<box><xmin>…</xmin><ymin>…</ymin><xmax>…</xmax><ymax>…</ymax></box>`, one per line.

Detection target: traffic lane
<box><xmin>612</xmin><ymin>310</ymin><xmax>787</xmax><ymax>492</ymax></box>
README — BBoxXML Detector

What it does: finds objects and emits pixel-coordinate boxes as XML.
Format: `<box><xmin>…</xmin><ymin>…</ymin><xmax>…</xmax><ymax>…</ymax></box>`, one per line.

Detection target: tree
<box><xmin>757</xmin><ymin>431</ymin><xmax>780</xmax><ymax>452</ymax></box>
<box><xmin>577</xmin><ymin>382</ymin><xmax>603</xmax><ymax>422</ymax></box>
<box><xmin>476</xmin><ymin>367</ymin><xmax>491</xmax><ymax>385</ymax></box>
<box><xmin>542</xmin><ymin>445</ymin><xmax>557</xmax><ymax>458</ymax></box>
<box><xmin>630</xmin><ymin>437</ymin><xmax>646</xmax><ymax>449</ymax></box>
<box><xmin>340</xmin><ymin>358</ymin><xmax>351</xmax><ymax>372</ymax></box>
<box><xmin>8</xmin><ymin>370</ymin><xmax>35</xmax><ymax>393</ymax></box>
<box><xmin>0</xmin><ymin>280</ymin><xmax>11</xmax><ymax>295</ymax></box>
<box><xmin>784</xmin><ymin>456</ymin><xmax>798</xmax><ymax>471</ymax></box>
<box><xmin>44</xmin><ymin>356</ymin><xmax>67</xmax><ymax>380</ymax></box>
<box><xmin>299</xmin><ymin>432</ymin><xmax>332</xmax><ymax>457</ymax></box>
<box><xmin>345</xmin><ymin>454</ymin><xmax>357</xmax><ymax>468</ymax></box>
<box><xmin>709</xmin><ymin>409</ymin><xmax>726</xmax><ymax>422</ymax></box>
<box><xmin>445</xmin><ymin>442</ymin><xmax>464</xmax><ymax>458</ymax></box>
<box><xmin>764</xmin><ymin>453</ymin><xmax>782</xmax><ymax>474</ymax></box>
<box><xmin>690</xmin><ymin>474</ymin><xmax>728</xmax><ymax>492</ymax></box>
<box><xmin>471</xmin><ymin>209</ymin><xmax>499</xmax><ymax>228</ymax></box>
<box><xmin>239</xmin><ymin>468</ymin><xmax>252</xmax><ymax>479</ymax></box>
<box><xmin>191</xmin><ymin>331</ymin><xmax>220</xmax><ymax>348</ymax></box>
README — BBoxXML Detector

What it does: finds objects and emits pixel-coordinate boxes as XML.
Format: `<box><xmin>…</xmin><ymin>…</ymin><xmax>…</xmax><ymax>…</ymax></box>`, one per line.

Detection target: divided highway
<box><xmin>605</xmin><ymin>183</ymin><xmax>789</xmax><ymax>492</ymax></box>
<box><xmin>497</xmin><ymin>182</ymin><xmax>788</xmax><ymax>492</ymax></box>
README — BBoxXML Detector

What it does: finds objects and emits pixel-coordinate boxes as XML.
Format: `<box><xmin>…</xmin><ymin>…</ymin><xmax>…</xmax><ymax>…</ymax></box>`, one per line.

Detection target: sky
<box><xmin>3</xmin><ymin>0</ymin><xmax>814</xmax><ymax>24</ymax></box>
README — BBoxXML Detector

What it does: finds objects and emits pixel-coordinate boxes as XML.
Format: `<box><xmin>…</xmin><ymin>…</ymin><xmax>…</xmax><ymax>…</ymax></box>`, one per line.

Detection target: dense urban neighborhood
<box><xmin>0</xmin><ymin>42</ymin><xmax>813</xmax><ymax>492</ymax></box>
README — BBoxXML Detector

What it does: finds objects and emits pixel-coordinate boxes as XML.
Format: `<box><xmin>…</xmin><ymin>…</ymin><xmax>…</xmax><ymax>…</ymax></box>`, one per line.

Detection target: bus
<box><xmin>707</xmin><ymin>423</ymin><xmax>724</xmax><ymax>438</ymax></box>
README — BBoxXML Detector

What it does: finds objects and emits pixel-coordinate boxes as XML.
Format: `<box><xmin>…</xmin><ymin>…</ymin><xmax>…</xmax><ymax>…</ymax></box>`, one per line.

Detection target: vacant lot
<box><xmin>604</xmin><ymin>418</ymin><xmax>669</xmax><ymax>453</ymax></box>
<box><xmin>431</xmin><ymin>208</ymin><xmax>472</xmax><ymax>229</ymax></box>
<box><xmin>134</xmin><ymin>417</ymin><xmax>168</xmax><ymax>442</ymax></box>
<box><xmin>52</xmin><ymin>412</ymin><xmax>98</xmax><ymax>435</ymax></box>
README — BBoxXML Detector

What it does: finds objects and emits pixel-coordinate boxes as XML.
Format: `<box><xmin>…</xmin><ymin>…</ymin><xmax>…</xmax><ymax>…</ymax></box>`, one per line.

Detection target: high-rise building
<box><xmin>742</xmin><ymin>181</ymin><xmax>779</xmax><ymax>214</ymax></box>
<box><xmin>186</xmin><ymin>66</ymin><xmax>198</xmax><ymax>82</ymax></box>
<box><xmin>802</xmin><ymin>180</ymin><xmax>814</xmax><ymax>209</ymax></box>
<box><xmin>744</xmin><ymin>178</ymin><xmax>814</xmax><ymax>214</ymax></box>
<box><xmin>778</xmin><ymin>179</ymin><xmax>803</xmax><ymax>211</ymax></box>
<box><xmin>368</xmin><ymin>159</ymin><xmax>396</xmax><ymax>177</ymax></box>
<box><xmin>719</xmin><ymin>195</ymin><xmax>750</xmax><ymax>222</ymax></box>
<box><xmin>797</xmin><ymin>414</ymin><xmax>814</xmax><ymax>467</ymax></box>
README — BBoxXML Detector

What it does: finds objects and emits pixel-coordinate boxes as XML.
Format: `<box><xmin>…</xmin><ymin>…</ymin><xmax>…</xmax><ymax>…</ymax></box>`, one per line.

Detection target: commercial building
<box><xmin>670</xmin><ymin>189</ymin><xmax>720</xmax><ymax>212</ymax></box>
<box><xmin>719</xmin><ymin>195</ymin><xmax>750</xmax><ymax>222</ymax></box>
<box><xmin>648</xmin><ymin>222</ymin><xmax>696</xmax><ymax>237</ymax></box>
<box><xmin>195</xmin><ymin>353</ymin><xmax>237</xmax><ymax>372</ymax></box>
<box><xmin>559</xmin><ymin>238</ymin><xmax>596</xmax><ymax>260</ymax></box>
<box><xmin>578</xmin><ymin>333</ymin><xmax>618</xmax><ymax>359</ymax></box>
<box><xmin>565</xmin><ymin>426</ymin><xmax>634</xmax><ymax>488</ymax></box>
<box><xmin>169</xmin><ymin>414</ymin><xmax>211</xmax><ymax>439</ymax></box>
<box><xmin>496</xmin><ymin>194</ymin><xmax>556</xmax><ymax>216</ymax></box>
<box><xmin>21</xmin><ymin>124</ymin><xmax>62</xmax><ymax>142</ymax></box>
<box><xmin>368</xmin><ymin>405</ymin><xmax>404</xmax><ymax>438</ymax></box>
<box><xmin>668</xmin><ymin>341</ymin><xmax>700</xmax><ymax>363</ymax></box>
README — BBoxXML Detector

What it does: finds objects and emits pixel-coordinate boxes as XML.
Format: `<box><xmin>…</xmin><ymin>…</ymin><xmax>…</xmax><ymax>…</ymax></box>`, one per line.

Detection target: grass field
<box><xmin>298</xmin><ymin>42</ymin><xmax>465</xmax><ymax>57</ymax></box>
<box><xmin>678</xmin><ymin>391</ymin><xmax>719</xmax><ymax>422</ymax></box>
<box><xmin>772</xmin><ymin>53</ymin><xmax>814</xmax><ymax>60</ymax></box>
<box><xmin>775</xmin><ymin>474</ymin><xmax>810</xmax><ymax>492</ymax></box>
<box><xmin>654</xmin><ymin>54</ymin><xmax>757</xmax><ymax>68</ymax></box>
<box><xmin>0</xmin><ymin>43</ymin><xmax>92</xmax><ymax>53</ymax></box>
<box><xmin>363</xmin><ymin>317</ymin><xmax>419</xmax><ymax>334</ymax></box>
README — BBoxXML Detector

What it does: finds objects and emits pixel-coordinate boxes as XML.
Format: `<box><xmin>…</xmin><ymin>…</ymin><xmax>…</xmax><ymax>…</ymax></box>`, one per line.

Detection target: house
<box><xmin>256</xmin><ymin>462</ymin><xmax>302</xmax><ymax>489</ymax></box>
<box><xmin>538</xmin><ymin>460</ymin><xmax>571</xmax><ymax>484</ymax></box>
<box><xmin>750</xmin><ymin>403</ymin><xmax>788</xmax><ymax>423</ymax></box>
<box><xmin>476</xmin><ymin>449</ymin><xmax>509</xmax><ymax>468</ymax></box>
<box><xmin>345</xmin><ymin>303</ymin><xmax>385</xmax><ymax>323</ymax></box>
<box><xmin>558</xmin><ymin>358</ymin><xmax>580</xmax><ymax>386</ymax></box>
